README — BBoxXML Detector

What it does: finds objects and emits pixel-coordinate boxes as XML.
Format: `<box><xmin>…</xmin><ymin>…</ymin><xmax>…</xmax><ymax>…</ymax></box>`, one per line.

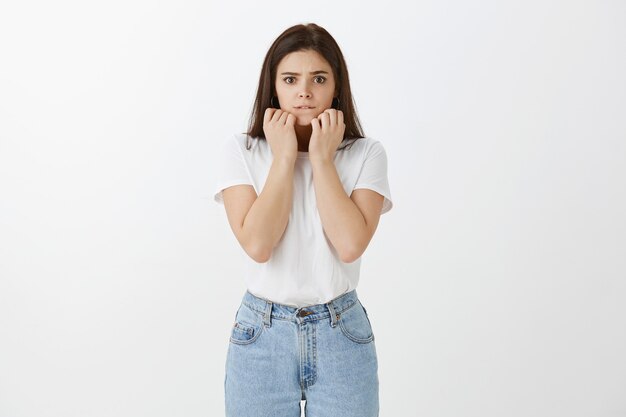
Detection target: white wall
<box><xmin>1</xmin><ymin>1</ymin><xmax>624</xmax><ymax>416</ymax></box>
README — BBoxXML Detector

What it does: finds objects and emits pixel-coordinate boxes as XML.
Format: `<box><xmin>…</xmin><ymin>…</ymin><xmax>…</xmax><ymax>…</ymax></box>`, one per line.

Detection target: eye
<box><xmin>282</xmin><ymin>76</ymin><xmax>327</xmax><ymax>84</ymax></box>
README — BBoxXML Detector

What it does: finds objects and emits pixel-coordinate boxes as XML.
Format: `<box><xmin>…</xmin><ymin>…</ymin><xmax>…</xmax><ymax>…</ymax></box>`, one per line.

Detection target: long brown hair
<box><xmin>244</xmin><ymin>23</ymin><xmax>365</xmax><ymax>151</ymax></box>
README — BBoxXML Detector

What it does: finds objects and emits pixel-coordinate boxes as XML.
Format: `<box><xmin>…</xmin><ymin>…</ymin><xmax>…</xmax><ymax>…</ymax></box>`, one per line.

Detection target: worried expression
<box><xmin>274</xmin><ymin>49</ymin><xmax>337</xmax><ymax>126</ymax></box>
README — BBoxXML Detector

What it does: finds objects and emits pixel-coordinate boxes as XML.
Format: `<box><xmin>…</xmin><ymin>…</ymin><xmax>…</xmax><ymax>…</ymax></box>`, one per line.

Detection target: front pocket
<box><xmin>338</xmin><ymin>301</ymin><xmax>374</xmax><ymax>344</ymax></box>
<box><xmin>229</xmin><ymin>304</ymin><xmax>264</xmax><ymax>345</ymax></box>
<box><xmin>230</xmin><ymin>320</ymin><xmax>263</xmax><ymax>345</ymax></box>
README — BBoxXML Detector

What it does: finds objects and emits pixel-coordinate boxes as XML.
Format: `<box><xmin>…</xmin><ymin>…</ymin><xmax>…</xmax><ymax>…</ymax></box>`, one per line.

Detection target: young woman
<box><xmin>213</xmin><ymin>23</ymin><xmax>393</xmax><ymax>417</ymax></box>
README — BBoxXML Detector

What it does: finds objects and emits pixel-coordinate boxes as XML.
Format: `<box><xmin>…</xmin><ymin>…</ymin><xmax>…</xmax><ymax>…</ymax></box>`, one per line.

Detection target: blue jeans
<box><xmin>225</xmin><ymin>289</ymin><xmax>379</xmax><ymax>417</ymax></box>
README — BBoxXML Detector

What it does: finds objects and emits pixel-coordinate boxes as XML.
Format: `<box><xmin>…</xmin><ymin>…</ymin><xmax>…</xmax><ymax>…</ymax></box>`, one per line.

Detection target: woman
<box><xmin>213</xmin><ymin>22</ymin><xmax>393</xmax><ymax>417</ymax></box>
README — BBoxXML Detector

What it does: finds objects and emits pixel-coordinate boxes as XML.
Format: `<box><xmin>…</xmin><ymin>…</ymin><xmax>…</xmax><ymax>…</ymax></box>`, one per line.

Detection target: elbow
<box><xmin>337</xmin><ymin>236</ymin><xmax>371</xmax><ymax>263</ymax></box>
<box><xmin>338</xmin><ymin>246</ymin><xmax>363</xmax><ymax>264</ymax></box>
<box><xmin>245</xmin><ymin>243</ymin><xmax>273</xmax><ymax>263</ymax></box>
<box><xmin>234</xmin><ymin>226</ymin><xmax>276</xmax><ymax>263</ymax></box>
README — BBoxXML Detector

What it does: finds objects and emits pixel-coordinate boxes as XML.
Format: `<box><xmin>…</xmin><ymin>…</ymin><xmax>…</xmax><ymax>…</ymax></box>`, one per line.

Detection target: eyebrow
<box><xmin>280</xmin><ymin>70</ymin><xmax>330</xmax><ymax>76</ymax></box>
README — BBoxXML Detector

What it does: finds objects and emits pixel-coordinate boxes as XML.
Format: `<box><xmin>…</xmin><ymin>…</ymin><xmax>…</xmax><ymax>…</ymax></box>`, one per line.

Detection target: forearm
<box><xmin>311</xmin><ymin>159</ymin><xmax>368</xmax><ymax>262</ymax></box>
<box><xmin>242</xmin><ymin>158</ymin><xmax>294</xmax><ymax>261</ymax></box>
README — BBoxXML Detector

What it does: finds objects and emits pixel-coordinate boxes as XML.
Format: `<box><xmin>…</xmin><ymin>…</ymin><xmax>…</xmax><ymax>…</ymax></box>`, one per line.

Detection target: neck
<box><xmin>294</xmin><ymin>124</ymin><xmax>312</xmax><ymax>152</ymax></box>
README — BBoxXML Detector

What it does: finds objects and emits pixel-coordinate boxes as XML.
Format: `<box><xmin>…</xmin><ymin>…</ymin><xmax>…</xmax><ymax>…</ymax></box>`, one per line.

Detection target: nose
<box><xmin>298</xmin><ymin>80</ymin><xmax>312</xmax><ymax>98</ymax></box>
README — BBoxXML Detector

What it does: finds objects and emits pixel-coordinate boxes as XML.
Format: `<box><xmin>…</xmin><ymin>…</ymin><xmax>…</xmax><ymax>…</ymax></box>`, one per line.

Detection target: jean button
<box><xmin>297</xmin><ymin>309</ymin><xmax>312</xmax><ymax>317</ymax></box>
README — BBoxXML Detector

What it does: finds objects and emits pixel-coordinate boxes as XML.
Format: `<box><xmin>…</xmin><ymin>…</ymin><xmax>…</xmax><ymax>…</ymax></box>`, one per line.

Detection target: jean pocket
<box><xmin>229</xmin><ymin>304</ymin><xmax>264</xmax><ymax>345</ymax></box>
<box><xmin>338</xmin><ymin>300</ymin><xmax>374</xmax><ymax>344</ymax></box>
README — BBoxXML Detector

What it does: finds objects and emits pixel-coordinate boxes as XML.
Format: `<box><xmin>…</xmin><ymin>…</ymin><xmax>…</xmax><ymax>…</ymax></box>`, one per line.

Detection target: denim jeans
<box><xmin>224</xmin><ymin>289</ymin><xmax>379</xmax><ymax>417</ymax></box>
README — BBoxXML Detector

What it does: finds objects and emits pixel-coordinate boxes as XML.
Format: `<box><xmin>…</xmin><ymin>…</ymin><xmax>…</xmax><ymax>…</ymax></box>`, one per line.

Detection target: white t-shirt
<box><xmin>213</xmin><ymin>133</ymin><xmax>393</xmax><ymax>307</ymax></box>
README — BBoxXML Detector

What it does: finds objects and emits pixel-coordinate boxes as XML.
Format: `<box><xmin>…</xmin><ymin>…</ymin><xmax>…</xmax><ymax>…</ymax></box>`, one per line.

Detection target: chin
<box><xmin>295</xmin><ymin>117</ymin><xmax>314</xmax><ymax>127</ymax></box>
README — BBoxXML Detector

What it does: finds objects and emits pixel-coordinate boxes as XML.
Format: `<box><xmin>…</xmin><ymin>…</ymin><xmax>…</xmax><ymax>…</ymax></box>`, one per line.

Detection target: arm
<box><xmin>222</xmin><ymin>109</ymin><xmax>299</xmax><ymax>263</ymax></box>
<box><xmin>222</xmin><ymin>157</ymin><xmax>294</xmax><ymax>263</ymax></box>
<box><xmin>310</xmin><ymin>159</ymin><xmax>384</xmax><ymax>263</ymax></box>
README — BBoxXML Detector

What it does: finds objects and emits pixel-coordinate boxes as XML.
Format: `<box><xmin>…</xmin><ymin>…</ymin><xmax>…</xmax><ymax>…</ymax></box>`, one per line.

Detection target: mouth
<box><xmin>294</xmin><ymin>106</ymin><xmax>315</xmax><ymax>110</ymax></box>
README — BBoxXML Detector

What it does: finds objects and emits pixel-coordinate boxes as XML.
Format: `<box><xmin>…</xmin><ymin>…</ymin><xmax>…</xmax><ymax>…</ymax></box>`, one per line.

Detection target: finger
<box><xmin>338</xmin><ymin>110</ymin><xmax>344</xmax><ymax>127</ymax></box>
<box><xmin>264</xmin><ymin>108</ymin><xmax>276</xmax><ymax>125</ymax></box>
<box><xmin>286</xmin><ymin>113</ymin><xmax>296</xmax><ymax>126</ymax></box>
<box><xmin>318</xmin><ymin>112</ymin><xmax>330</xmax><ymax>130</ymax></box>
<box><xmin>272</xmin><ymin>109</ymin><xmax>284</xmax><ymax>122</ymax></box>
<box><xmin>311</xmin><ymin>117</ymin><xmax>319</xmax><ymax>132</ymax></box>
<box><xmin>278</xmin><ymin>111</ymin><xmax>289</xmax><ymax>124</ymax></box>
<box><xmin>322</xmin><ymin>109</ymin><xmax>336</xmax><ymax>126</ymax></box>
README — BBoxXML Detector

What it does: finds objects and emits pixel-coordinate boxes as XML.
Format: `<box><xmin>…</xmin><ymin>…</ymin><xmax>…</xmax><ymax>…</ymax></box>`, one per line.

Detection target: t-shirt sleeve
<box><xmin>353</xmin><ymin>140</ymin><xmax>393</xmax><ymax>215</ymax></box>
<box><xmin>212</xmin><ymin>135</ymin><xmax>254</xmax><ymax>205</ymax></box>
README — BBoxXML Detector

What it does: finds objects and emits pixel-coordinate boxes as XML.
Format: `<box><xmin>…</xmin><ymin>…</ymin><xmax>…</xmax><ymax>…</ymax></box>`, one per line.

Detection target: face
<box><xmin>274</xmin><ymin>49</ymin><xmax>337</xmax><ymax>126</ymax></box>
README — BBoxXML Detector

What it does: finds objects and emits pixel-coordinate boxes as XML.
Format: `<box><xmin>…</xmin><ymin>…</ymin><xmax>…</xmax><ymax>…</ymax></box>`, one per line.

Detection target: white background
<box><xmin>1</xmin><ymin>1</ymin><xmax>625</xmax><ymax>416</ymax></box>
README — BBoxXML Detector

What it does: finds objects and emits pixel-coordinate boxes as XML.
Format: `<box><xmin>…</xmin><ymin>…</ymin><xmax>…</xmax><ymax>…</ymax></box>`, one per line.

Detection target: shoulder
<box><xmin>341</xmin><ymin>137</ymin><xmax>387</xmax><ymax>159</ymax></box>
<box><xmin>231</xmin><ymin>133</ymin><xmax>251</xmax><ymax>150</ymax></box>
<box><xmin>216</xmin><ymin>133</ymin><xmax>244</xmax><ymax>160</ymax></box>
<box><xmin>230</xmin><ymin>133</ymin><xmax>270</xmax><ymax>154</ymax></box>
<box><xmin>347</xmin><ymin>136</ymin><xmax>385</xmax><ymax>149</ymax></box>
<box><xmin>217</xmin><ymin>133</ymin><xmax>263</xmax><ymax>157</ymax></box>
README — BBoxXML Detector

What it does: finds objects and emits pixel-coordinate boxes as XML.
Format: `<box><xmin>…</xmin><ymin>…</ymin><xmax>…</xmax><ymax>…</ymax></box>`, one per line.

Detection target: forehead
<box><xmin>276</xmin><ymin>50</ymin><xmax>331</xmax><ymax>71</ymax></box>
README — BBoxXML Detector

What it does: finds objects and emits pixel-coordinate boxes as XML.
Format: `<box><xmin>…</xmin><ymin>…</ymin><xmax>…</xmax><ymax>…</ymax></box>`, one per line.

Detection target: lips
<box><xmin>294</xmin><ymin>106</ymin><xmax>315</xmax><ymax>109</ymax></box>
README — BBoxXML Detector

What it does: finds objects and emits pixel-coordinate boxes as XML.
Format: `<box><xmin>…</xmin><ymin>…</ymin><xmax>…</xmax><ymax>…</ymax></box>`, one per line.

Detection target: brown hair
<box><xmin>243</xmin><ymin>23</ymin><xmax>365</xmax><ymax>151</ymax></box>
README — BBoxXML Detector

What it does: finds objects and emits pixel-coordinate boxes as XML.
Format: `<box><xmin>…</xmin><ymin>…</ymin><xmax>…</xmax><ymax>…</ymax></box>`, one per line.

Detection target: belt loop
<box><xmin>263</xmin><ymin>300</ymin><xmax>272</xmax><ymax>328</ymax></box>
<box><xmin>327</xmin><ymin>301</ymin><xmax>339</xmax><ymax>328</ymax></box>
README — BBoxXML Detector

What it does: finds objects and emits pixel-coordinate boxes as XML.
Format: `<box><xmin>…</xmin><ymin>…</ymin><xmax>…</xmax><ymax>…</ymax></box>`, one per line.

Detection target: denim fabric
<box><xmin>225</xmin><ymin>289</ymin><xmax>379</xmax><ymax>417</ymax></box>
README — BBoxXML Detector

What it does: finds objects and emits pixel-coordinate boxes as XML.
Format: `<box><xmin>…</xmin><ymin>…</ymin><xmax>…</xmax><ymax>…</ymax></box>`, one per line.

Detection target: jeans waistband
<box><xmin>242</xmin><ymin>289</ymin><xmax>360</xmax><ymax>326</ymax></box>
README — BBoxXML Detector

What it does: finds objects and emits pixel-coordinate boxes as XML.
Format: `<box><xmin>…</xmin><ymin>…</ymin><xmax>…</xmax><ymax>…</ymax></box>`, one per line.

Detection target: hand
<box><xmin>309</xmin><ymin>109</ymin><xmax>345</xmax><ymax>163</ymax></box>
<box><xmin>263</xmin><ymin>108</ymin><xmax>298</xmax><ymax>163</ymax></box>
